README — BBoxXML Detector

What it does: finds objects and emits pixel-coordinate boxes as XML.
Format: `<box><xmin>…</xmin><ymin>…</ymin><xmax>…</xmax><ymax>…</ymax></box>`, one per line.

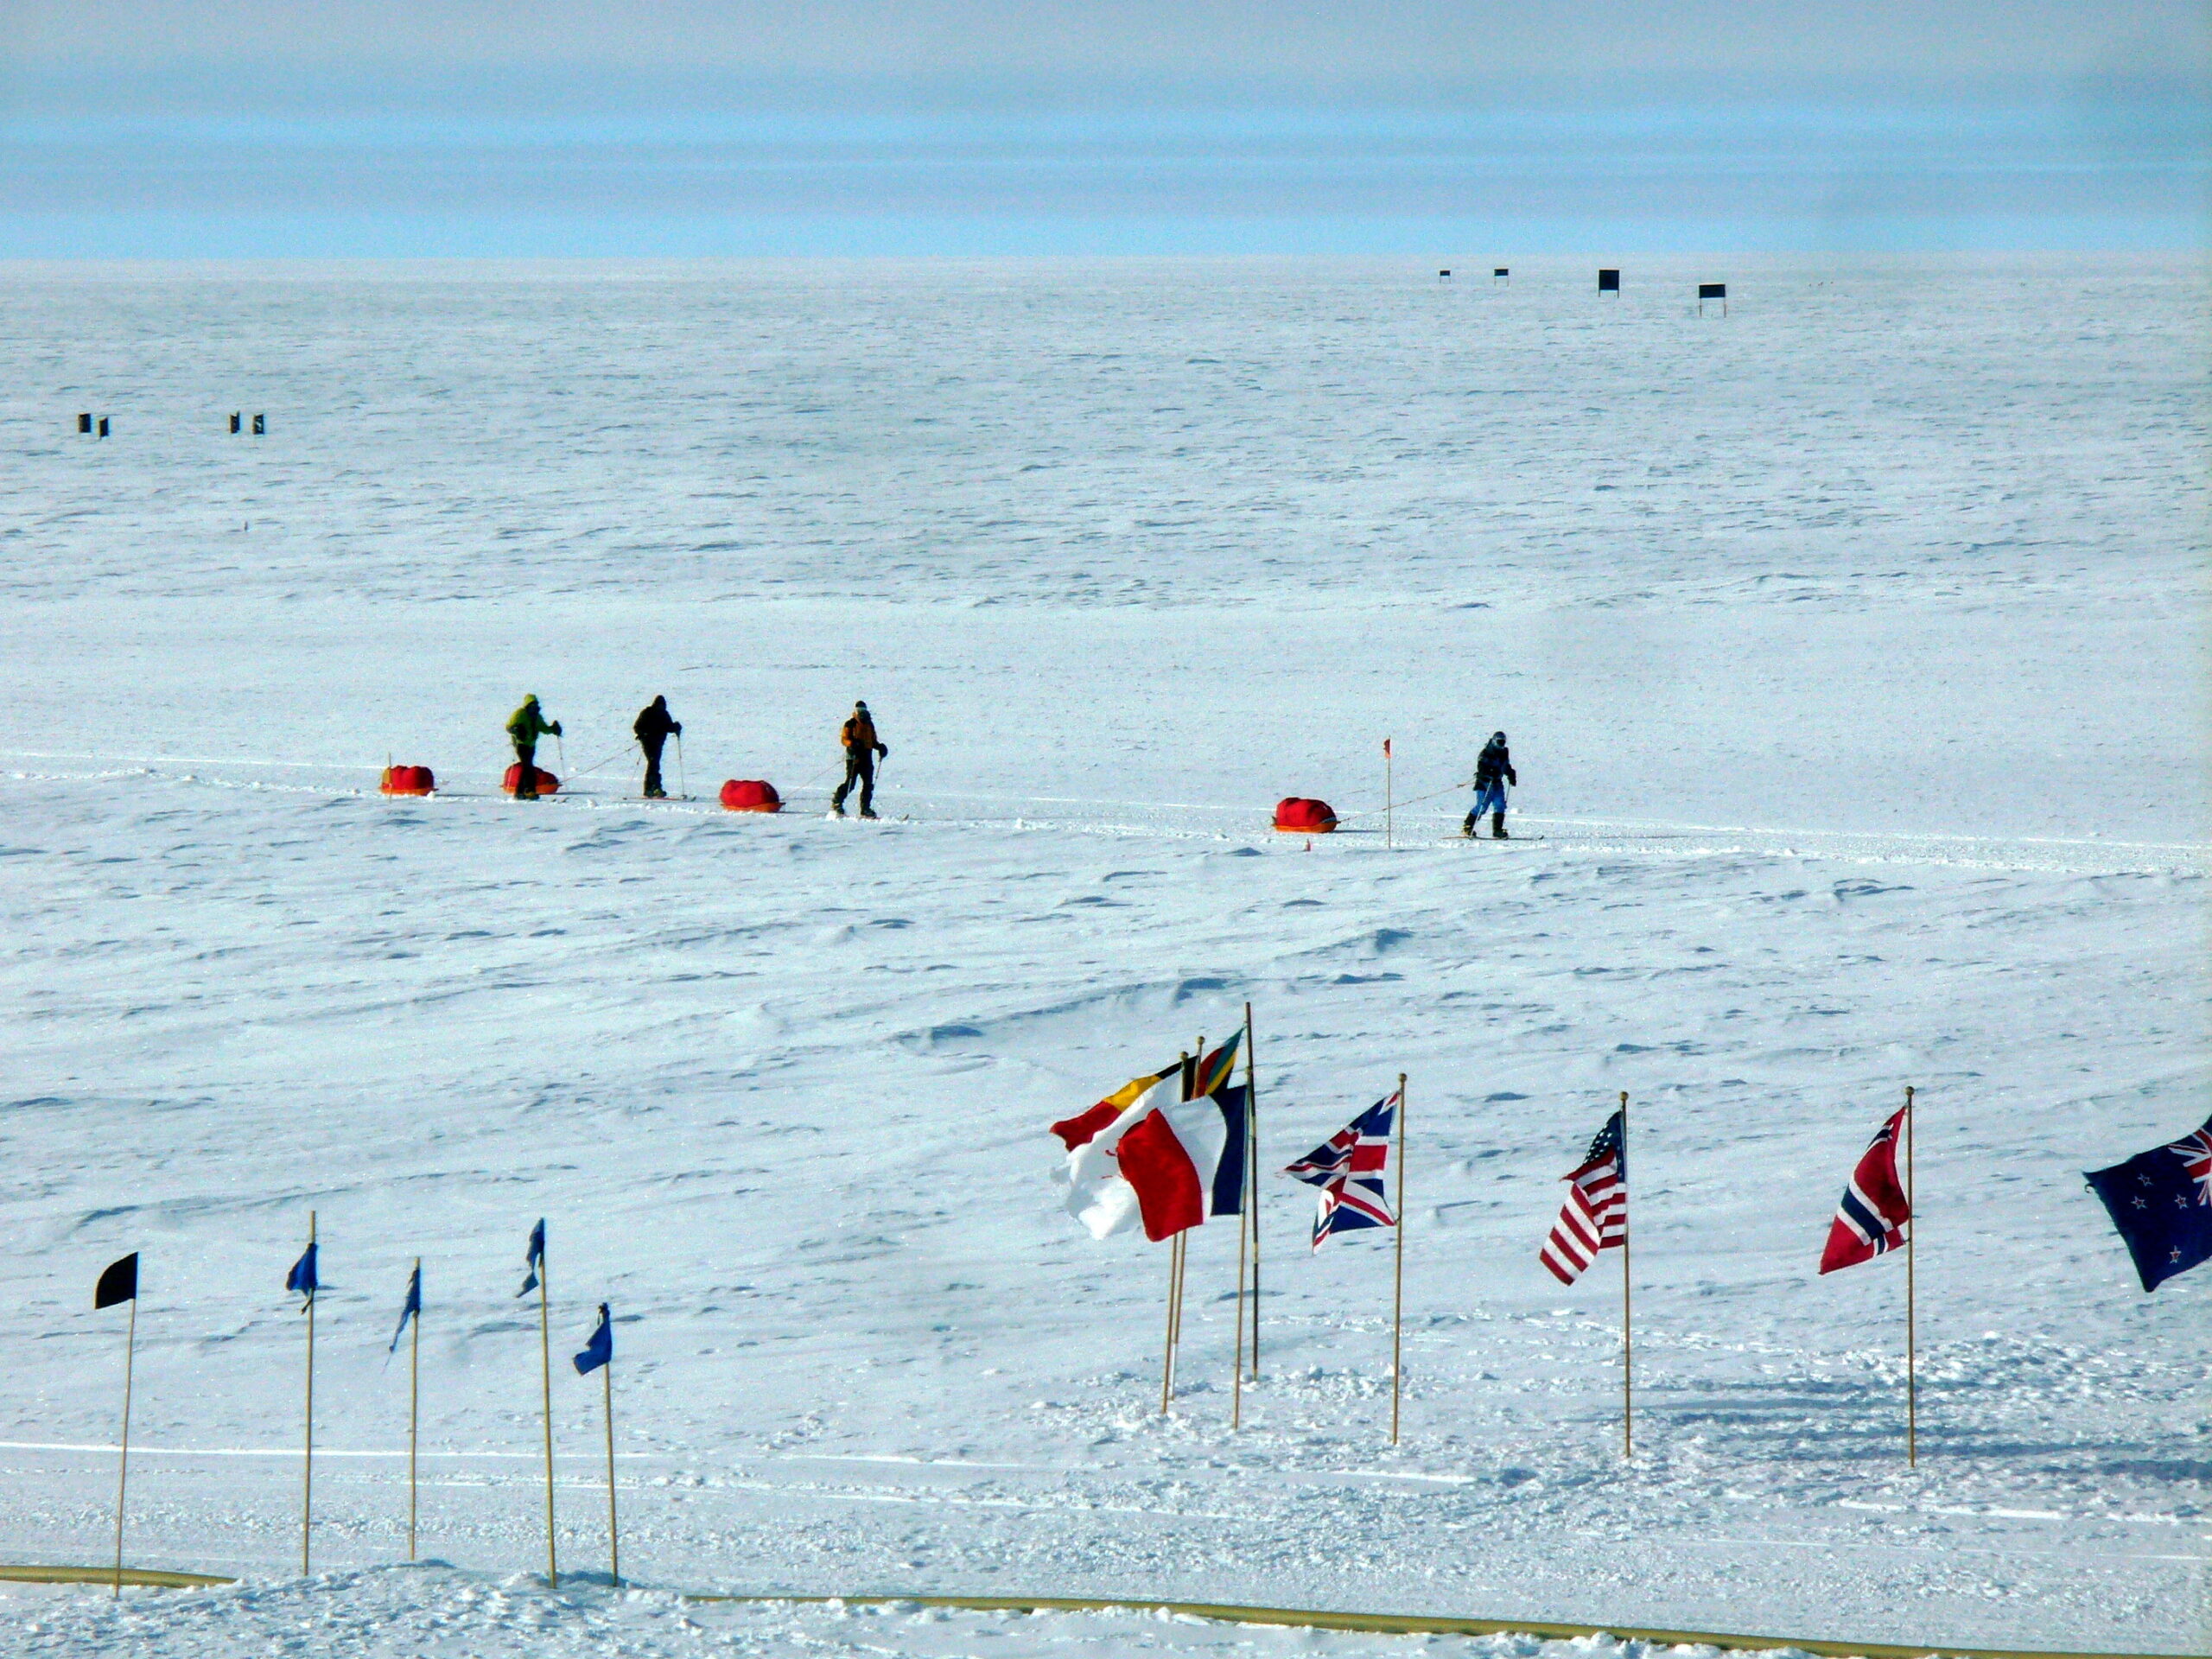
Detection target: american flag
<box><xmin>1283</xmin><ymin>1091</ymin><xmax>1399</xmax><ymax>1250</ymax></box>
<box><xmin>1540</xmin><ymin>1110</ymin><xmax>1626</xmax><ymax>1285</ymax></box>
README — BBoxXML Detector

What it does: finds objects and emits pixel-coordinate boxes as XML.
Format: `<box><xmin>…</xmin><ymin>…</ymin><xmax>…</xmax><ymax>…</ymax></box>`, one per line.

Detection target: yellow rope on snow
<box><xmin>681</xmin><ymin>1590</ymin><xmax>2185</xmax><ymax>1659</ymax></box>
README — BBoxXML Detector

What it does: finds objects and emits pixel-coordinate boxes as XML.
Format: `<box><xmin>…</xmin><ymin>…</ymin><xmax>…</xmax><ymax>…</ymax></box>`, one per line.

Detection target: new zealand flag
<box><xmin>2085</xmin><ymin>1116</ymin><xmax>2212</xmax><ymax>1292</ymax></box>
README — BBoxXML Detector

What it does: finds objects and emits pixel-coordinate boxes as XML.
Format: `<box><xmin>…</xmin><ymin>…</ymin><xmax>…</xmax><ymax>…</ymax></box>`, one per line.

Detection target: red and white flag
<box><xmin>1053</xmin><ymin>1067</ymin><xmax>1246</xmax><ymax>1242</ymax></box>
<box><xmin>1818</xmin><ymin>1105</ymin><xmax>1910</xmax><ymax>1274</ymax></box>
<box><xmin>1540</xmin><ymin>1109</ymin><xmax>1627</xmax><ymax>1285</ymax></box>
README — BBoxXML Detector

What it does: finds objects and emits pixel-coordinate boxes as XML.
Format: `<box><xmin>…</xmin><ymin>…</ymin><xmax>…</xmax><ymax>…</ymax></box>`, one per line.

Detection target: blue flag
<box><xmin>574</xmin><ymin>1303</ymin><xmax>612</xmax><ymax>1376</ymax></box>
<box><xmin>518</xmin><ymin>1219</ymin><xmax>545</xmax><ymax>1297</ymax></box>
<box><xmin>388</xmin><ymin>1263</ymin><xmax>422</xmax><ymax>1354</ymax></box>
<box><xmin>285</xmin><ymin>1240</ymin><xmax>319</xmax><ymax>1309</ymax></box>
<box><xmin>2086</xmin><ymin>1116</ymin><xmax>2212</xmax><ymax>1291</ymax></box>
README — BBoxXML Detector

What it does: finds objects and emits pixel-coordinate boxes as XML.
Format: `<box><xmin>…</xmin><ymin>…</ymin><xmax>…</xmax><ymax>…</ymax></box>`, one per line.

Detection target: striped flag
<box><xmin>1541</xmin><ymin>1110</ymin><xmax>1626</xmax><ymax>1285</ymax></box>
<box><xmin>1819</xmin><ymin>1105</ymin><xmax>1911</xmax><ymax>1274</ymax></box>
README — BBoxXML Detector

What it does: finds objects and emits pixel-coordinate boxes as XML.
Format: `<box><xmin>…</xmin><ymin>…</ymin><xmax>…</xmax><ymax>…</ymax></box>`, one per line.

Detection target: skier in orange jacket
<box><xmin>830</xmin><ymin>701</ymin><xmax>888</xmax><ymax>819</ymax></box>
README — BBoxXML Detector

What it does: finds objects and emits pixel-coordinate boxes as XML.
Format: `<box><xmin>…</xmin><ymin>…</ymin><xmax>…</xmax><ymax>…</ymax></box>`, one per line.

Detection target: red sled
<box><xmin>720</xmin><ymin>779</ymin><xmax>783</xmax><ymax>813</ymax></box>
<box><xmin>379</xmin><ymin>764</ymin><xmax>435</xmax><ymax>797</ymax></box>
<box><xmin>503</xmin><ymin>764</ymin><xmax>560</xmax><ymax>797</ymax></box>
<box><xmin>1274</xmin><ymin>797</ymin><xmax>1338</xmax><ymax>833</ymax></box>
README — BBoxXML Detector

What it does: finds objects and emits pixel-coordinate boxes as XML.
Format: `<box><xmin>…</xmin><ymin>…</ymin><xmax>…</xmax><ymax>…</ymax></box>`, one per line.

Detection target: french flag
<box><xmin>1058</xmin><ymin>1074</ymin><xmax>1248</xmax><ymax>1242</ymax></box>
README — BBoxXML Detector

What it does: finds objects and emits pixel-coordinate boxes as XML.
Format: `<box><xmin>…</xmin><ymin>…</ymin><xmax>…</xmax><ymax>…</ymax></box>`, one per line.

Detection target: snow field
<box><xmin>0</xmin><ymin>254</ymin><xmax>2205</xmax><ymax>1657</ymax></box>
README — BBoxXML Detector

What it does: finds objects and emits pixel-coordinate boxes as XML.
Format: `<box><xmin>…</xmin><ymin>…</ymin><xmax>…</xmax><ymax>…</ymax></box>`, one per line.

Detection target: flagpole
<box><xmin>1390</xmin><ymin>1072</ymin><xmax>1408</xmax><ymax>1446</ymax></box>
<box><xmin>1619</xmin><ymin>1095</ymin><xmax>1632</xmax><ymax>1461</ymax></box>
<box><xmin>1232</xmin><ymin>1046</ymin><xmax>1249</xmax><ymax>1428</ymax></box>
<box><xmin>111</xmin><ymin>1296</ymin><xmax>135</xmax><ymax>1599</ymax></box>
<box><xmin>538</xmin><ymin>1242</ymin><xmax>558</xmax><ymax>1587</ymax></box>
<box><xmin>1160</xmin><ymin>1237</ymin><xmax>1178</xmax><ymax>1414</ymax></box>
<box><xmin>1244</xmin><ymin>1002</ymin><xmax>1262</xmax><ymax>1381</ymax></box>
<box><xmin>603</xmin><ymin>1351</ymin><xmax>620</xmax><ymax>1586</ymax></box>
<box><xmin>1384</xmin><ymin>738</ymin><xmax>1394</xmax><ymax>849</ymax></box>
<box><xmin>1905</xmin><ymin>1084</ymin><xmax>1917</xmax><ymax>1470</ymax></box>
<box><xmin>302</xmin><ymin>1210</ymin><xmax>315</xmax><ymax>1578</ymax></box>
<box><xmin>1172</xmin><ymin>1233</ymin><xmax>1185</xmax><ymax>1360</ymax></box>
<box><xmin>408</xmin><ymin>1257</ymin><xmax>421</xmax><ymax>1563</ymax></box>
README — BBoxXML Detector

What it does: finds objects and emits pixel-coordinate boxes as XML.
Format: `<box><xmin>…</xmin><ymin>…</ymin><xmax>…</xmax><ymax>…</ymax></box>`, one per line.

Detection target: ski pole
<box><xmin>556</xmin><ymin>734</ymin><xmax>568</xmax><ymax>775</ymax></box>
<box><xmin>676</xmin><ymin>735</ymin><xmax>686</xmax><ymax>800</ymax></box>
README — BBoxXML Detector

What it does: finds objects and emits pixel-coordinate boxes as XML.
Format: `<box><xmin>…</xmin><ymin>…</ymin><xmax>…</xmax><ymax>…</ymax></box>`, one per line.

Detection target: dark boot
<box><xmin>1460</xmin><ymin>811</ymin><xmax>1477</xmax><ymax>838</ymax></box>
<box><xmin>1491</xmin><ymin>811</ymin><xmax>1508</xmax><ymax>839</ymax></box>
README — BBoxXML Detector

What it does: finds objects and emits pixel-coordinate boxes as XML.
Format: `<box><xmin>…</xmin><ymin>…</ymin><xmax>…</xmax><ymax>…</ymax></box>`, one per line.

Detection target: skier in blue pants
<box><xmin>1462</xmin><ymin>732</ymin><xmax>1516</xmax><ymax>839</ymax></box>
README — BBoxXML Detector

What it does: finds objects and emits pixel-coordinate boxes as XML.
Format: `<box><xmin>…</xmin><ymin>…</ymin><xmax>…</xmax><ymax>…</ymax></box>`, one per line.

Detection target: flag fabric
<box><xmin>388</xmin><ymin>1264</ymin><xmax>422</xmax><ymax>1354</ymax></box>
<box><xmin>1818</xmin><ymin>1106</ymin><xmax>1911</xmax><ymax>1274</ymax></box>
<box><xmin>1541</xmin><ymin>1110</ymin><xmax>1627</xmax><ymax>1285</ymax></box>
<box><xmin>1282</xmin><ymin>1091</ymin><xmax>1398</xmax><ymax>1250</ymax></box>
<box><xmin>518</xmin><ymin>1219</ymin><xmax>545</xmax><ymax>1297</ymax></box>
<box><xmin>1060</xmin><ymin>1072</ymin><xmax>1175</xmax><ymax>1237</ymax></box>
<box><xmin>1059</xmin><ymin>1071</ymin><xmax>1249</xmax><ymax>1241</ymax></box>
<box><xmin>573</xmin><ymin>1303</ymin><xmax>613</xmax><ymax>1376</ymax></box>
<box><xmin>1050</xmin><ymin>1067</ymin><xmax>1170</xmax><ymax>1153</ymax></box>
<box><xmin>94</xmin><ymin>1252</ymin><xmax>137</xmax><ymax>1310</ymax></box>
<box><xmin>1192</xmin><ymin>1030</ymin><xmax>1243</xmax><ymax>1099</ymax></box>
<box><xmin>286</xmin><ymin>1241</ymin><xmax>319</xmax><ymax>1308</ymax></box>
<box><xmin>2085</xmin><ymin>1116</ymin><xmax>2212</xmax><ymax>1292</ymax></box>
<box><xmin>1111</xmin><ymin>1080</ymin><xmax>1249</xmax><ymax>1241</ymax></box>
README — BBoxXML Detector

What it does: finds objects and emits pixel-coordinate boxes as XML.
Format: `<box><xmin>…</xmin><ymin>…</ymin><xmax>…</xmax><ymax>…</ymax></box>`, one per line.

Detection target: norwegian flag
<box><xmin>1540</xmin><ymin>1110</ymin><xmax>1626</xmax><ymax>1285</ymax></box>
<box><xmin>1819</xmin><ymin>1105</ymin><xmax>1911</xmax><ymax>1274</ymax></box>
<box><xmin>1284</xmin><ymin>1091</ymin><xmax>1398</xmax><ymax>1250</ymax></box>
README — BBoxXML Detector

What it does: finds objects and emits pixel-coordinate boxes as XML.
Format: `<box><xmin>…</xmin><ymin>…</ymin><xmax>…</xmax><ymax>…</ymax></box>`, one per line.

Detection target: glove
<box><xmin>550</xmin><ymin>721</ymin><xmax>563</xmax><ymax>736</ymax></box>
<box><xmin>671</xmin><ymin>722</ymin><xmax>683</xmax><ymax>736</ymax></box>
<box><xmin>876</xmin><ymin>744</ymin><xmax>889</xmax><ymax>759</ymax></box>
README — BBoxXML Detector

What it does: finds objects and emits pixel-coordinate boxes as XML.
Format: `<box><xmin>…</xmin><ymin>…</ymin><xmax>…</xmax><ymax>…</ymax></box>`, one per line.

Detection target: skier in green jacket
<box><xmin>506</xmin><ymin>695</ymin><xmax>562</xmax><ymax>799</ymax></box>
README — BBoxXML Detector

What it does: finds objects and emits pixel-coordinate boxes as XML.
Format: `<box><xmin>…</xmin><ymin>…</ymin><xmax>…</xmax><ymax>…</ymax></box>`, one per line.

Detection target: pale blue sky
<box><xmin>3</xmin><ymin>2</ymin><xmax>2204</xmax><ymax>254</ymax></box>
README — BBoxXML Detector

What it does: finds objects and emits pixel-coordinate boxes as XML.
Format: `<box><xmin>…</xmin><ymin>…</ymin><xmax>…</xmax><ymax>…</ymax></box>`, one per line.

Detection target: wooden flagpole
<box><xmin>1171</xmin><ymin>1236</ymin><xmax>1185</xmax><ymax>1371</ymax></box>
<box><xmin>538</xmin><ymin>1239</ymin><xmax>558</xmax><ymax>1586</ymax></box>
<box><xmin>1244</xmin><ymin>1003</ymin><xmax>1262</xmax><ymax>1380</ymax></box>
<box><xmin>1161</xmin><ymin>1044</ymin><xmax>1183</xmax><ymax>1415</ymax></box>
<box><xmin>1618</xmin><ymin>1095</ymin><xmax>1633</xmax><ymax>1460</ymax></box>
<box><xmin>1905</xmin><ymin>1084</ymin><xmax>1917</xmax><ymax>1470</ymax></box>
<box><xmin>602</xmin><ymin>1349</ymin><xmax>620</xmax><ymax>1585</ymax></box>
<box><xmin>408</xmin><ymin>1257</ymin><xmax>421</xmax><ymax>1563</ymax></box>
<box><xmin>1390</xmin><ymin>1073</ymin><xmax>1408</xmax><ymax>1445</ymax></box>
<box><xmin>111</xmin><ymin>1297</ymin><xmax>135</xmax><ymax>1599</ymax></box>
<box><xmin>1232</xmin><ymin>1168</ymin><xmax>1249</xmax><ymax>1428</ymax></box>
<box><xmin>1159</xmin><ymin>1239</ymin><xmax>1178</xmax><ymax>1414</ymax></box>
<box><xmin>302</xmin><ymin>1211</ymin><xmax>316</xmax><ymax>1577</ymax></box>
<box><xmin>1384</xmin><ymin>739</ymin><xmax>1394</xmax><ymax>849</ymax></box>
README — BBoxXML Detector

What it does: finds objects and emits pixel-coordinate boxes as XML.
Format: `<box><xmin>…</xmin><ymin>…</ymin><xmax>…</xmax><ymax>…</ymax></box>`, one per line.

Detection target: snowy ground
<box><xmin>0</xmin><ymin>255</ymin><xmax>2205</xmax><ymax>1657</ymax></box>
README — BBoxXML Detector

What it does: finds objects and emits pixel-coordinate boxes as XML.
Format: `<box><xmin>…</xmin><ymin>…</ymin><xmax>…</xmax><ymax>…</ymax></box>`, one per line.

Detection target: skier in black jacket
<box><xmin>633</xmin><ymin>696</ymin><xmax>682</xmax><ymax>798</ymax></box>
<box><xmin>1463</xmin><ymin>732</ymin><xmax>1517</xmax><ymax>839</ymax></box>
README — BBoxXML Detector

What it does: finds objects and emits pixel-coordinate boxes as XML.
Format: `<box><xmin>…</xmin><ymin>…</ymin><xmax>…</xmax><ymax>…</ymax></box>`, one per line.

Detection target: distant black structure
<box><xmin>97</xmin><ymin>417</ymin><xmax>110</xmax><ymax>438</ymax></box>
<box><xmin>1697</xmin><ymin>282</ymin><xmax>1728</xmax><ymax>316</ymax></box>
<box><xmin>252</xmin><ymin>413</ymin><xmax>266</xmax><ymax>435</ymax></box>
<box><xmin>78</xmin><ymin>413</ymin><xmax>91</xmax><ymax>434</ymax></box>
<box><xmin>1439</xmin><ymin>269</ymin><xmax>1452</xmax><ymax>281</ymax></box>
<box><xmin>1493</xmin><ymin>268</ymin><xmax>1510</xmax><ymax>282</ymax></box>
<box><xmin>1598</xmin><ymin>269</ymin><xmax>1621</xmax><ymax>293</ymax></box>
<box><xmin>231</xmin><ymin>412</ymin><xmax>242</xmax><ymax>434</ymax></box>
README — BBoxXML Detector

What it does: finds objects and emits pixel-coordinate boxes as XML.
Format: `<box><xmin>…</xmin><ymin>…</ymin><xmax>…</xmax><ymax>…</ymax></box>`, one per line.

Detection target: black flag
<box><xmin>95</xmin><ymin>1253</ymin><xmax>138</xmax><ymax>1310</ymax></box>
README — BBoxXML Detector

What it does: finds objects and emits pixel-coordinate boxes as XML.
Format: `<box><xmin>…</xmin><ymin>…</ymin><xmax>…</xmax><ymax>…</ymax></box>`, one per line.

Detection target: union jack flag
<box><xmin>1541</xmin><ymin>1110</ymin><xmax>1626</xmax><ymax>1285</ymax></box>
<box><xmin>2180</xmin><ymin>1127</ymin><xmax>2212</xmax><ymax>1208</ymax></box>
<box><xmin>1283</xmin><ymin>1092</ymin><xmax>1398</xmax><ymax>1250</ymax></box>
<box><xmin>1819</xmin><ymin>1105</ymin><xmax>1912</xmax><ymax>1274</ymax></box>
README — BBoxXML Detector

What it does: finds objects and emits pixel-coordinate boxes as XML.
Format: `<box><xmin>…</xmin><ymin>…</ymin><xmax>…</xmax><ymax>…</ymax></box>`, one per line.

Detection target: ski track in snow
<box><xmin>0</xmin><ymin>255</ymin><xmax>2206</xmax><ymax>1658</ymax></box>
